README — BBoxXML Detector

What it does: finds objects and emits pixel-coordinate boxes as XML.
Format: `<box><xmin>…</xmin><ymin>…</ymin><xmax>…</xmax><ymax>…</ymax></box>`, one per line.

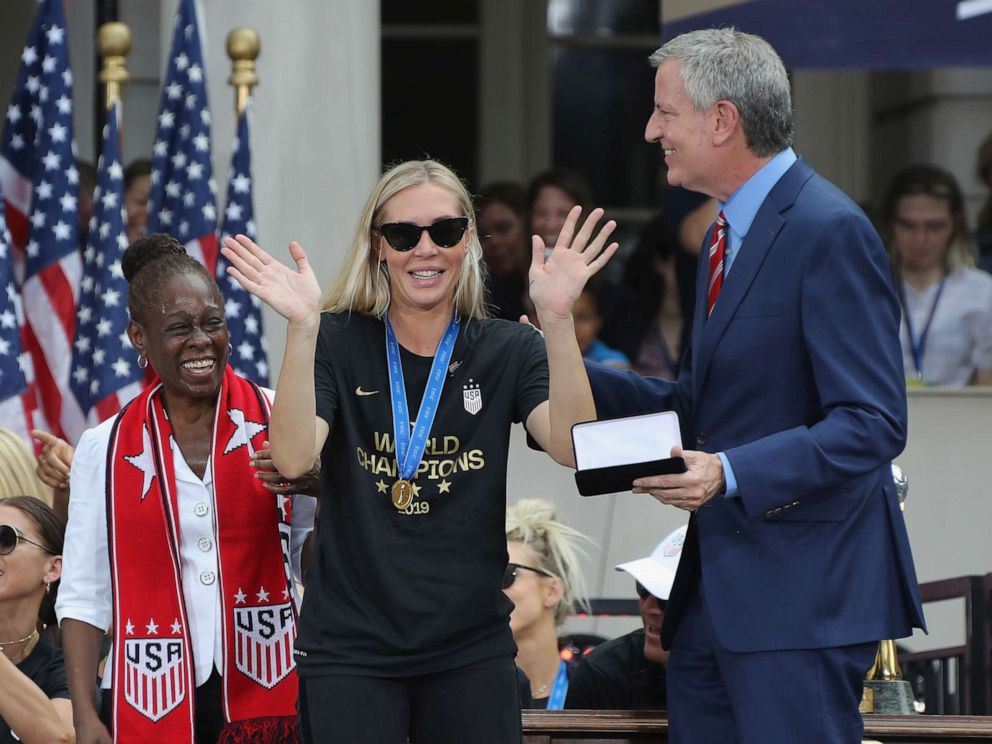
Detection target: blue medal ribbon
<box><xmin>545</xmin><ymin>659</ymin><xmax>569</xmax><ymax>710</ymax></box>
<box><xmin>899</xmin><ymin>276</ymin><xmax>946</xmax><ymax>382</ymax></box>
<box><xmin>385</xmin><ymin>314</ymin><xmax>460</xmax><ymax>482</ymax></box>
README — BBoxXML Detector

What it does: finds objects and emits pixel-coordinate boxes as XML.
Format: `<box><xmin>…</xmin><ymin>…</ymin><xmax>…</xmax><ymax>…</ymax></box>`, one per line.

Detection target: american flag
<box><xmin>0</xmin><ymin>199</ymin><xmax>32</xmax><ymax>442</ymax></box>
<box><xmin>67</xmin><ymin>101</ymin><xmax>144</xmax><ymax>439</ymax></box>
<box><xmin>0</xmin><ymin>0</ymin><xmax>83</xmax><ymax>443</ymax></box>
<box><xmin>218</xmin><ymin>110</ymin><xmax>269</xmax><ymax>385</ymax></box>
<box><xmin>147</xmin><ymin>0</ymin><xmax>219</xmax><ymax>275</ymax></box>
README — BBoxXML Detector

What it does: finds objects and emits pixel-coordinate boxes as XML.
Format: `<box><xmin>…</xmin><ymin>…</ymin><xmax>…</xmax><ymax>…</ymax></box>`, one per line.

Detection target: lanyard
<box><xmin>545</xmin><ymin>659</ymin><xmax>569</xmax><ymax>711</ymax></box>
<box><xmin>899</xmin><ymin>276</ymin><xmax>946</xmax><ymax>381</ymax></box>
<box><xmin>384</xmin><ymin>314</ymin><xmax>460</xmax><ymax>482</ymax></box>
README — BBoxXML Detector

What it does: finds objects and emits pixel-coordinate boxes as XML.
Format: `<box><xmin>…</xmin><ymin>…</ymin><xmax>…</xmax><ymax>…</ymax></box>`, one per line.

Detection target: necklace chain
<box><xmin>0</xmin><ymin>628</ymin><xmax>38</xmax><ymax>647</ymax></box>
<box><xmin>1</xmin><ymin>629</ymin><xmax>38</xmax><ymax>664</ymax></box>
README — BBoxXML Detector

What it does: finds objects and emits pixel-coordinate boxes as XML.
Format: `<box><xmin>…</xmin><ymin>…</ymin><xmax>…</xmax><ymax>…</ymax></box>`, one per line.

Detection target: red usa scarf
<box><xmin>107</xmin><ymin>366</ymin><xmax>299</xmax><ymax>742</ymax></box>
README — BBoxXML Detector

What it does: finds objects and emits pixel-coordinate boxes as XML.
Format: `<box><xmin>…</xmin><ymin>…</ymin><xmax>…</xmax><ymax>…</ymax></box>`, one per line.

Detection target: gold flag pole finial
<box><xmin>97</xmin><ymin>22</ymin><xmax>131</xmax><ymax>109</ymax></box>
<box><xmin>227</xmin><ymin>28</ymin><xmax>260</xmax><ymax>116</ymax></box>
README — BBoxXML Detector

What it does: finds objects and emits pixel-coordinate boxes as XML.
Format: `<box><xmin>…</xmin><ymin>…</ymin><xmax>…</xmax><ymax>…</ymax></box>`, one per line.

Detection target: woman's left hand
<box><xmin>527</xmin><ymin>206</ymin><xmax>618</xmax><ymax>321</ymax></box>
<box><xmin>251</xmin><ymin>442</ymin><xmax>320</xmax><ymax>498</ymax></box>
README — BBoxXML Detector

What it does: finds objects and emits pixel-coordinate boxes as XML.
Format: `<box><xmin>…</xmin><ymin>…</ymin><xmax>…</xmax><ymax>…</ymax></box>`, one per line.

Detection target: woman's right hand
<box><xmin>220</xmin><ymin>235</ymin><xmax>322</xmax><ymax>328</ymax></box>
<box><xmin>31</xmin><ymin>429</ymin><xmax>74</xmax><ymax>490</ymax></box>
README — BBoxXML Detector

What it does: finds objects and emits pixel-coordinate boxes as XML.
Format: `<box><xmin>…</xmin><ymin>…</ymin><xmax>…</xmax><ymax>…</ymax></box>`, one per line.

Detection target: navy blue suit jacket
<box><xmin>589</xmin><ymin>159</ymin><xmax>926</xmax><ymax>653</ymax></box>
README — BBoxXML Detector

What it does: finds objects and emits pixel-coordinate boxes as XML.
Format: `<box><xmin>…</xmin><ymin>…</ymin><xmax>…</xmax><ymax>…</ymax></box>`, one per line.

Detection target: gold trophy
<box><xmin>860</xmin><ymin>465</ymin><xmax>917</xmax><ymax>715</ymax></box>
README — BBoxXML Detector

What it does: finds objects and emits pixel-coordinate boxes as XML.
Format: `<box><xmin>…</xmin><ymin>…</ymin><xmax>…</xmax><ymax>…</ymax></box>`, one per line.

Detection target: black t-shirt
<box><xmin>297</xmin><ymin>312</ymin><xmax>549</xmax><ymax>676</ymax></box>
<box><xmin>1</xmin><ymin>637</ymin><xmax>70</xmax><ymax>743</ymax></box>
<box><xmin>564</xmin><ymin>629</ymin><xmax>667</xmax><ymax>710</ymax></box>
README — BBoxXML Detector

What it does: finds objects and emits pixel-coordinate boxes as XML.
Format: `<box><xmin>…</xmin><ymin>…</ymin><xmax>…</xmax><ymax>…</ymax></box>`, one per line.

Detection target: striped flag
<box><xmin>0</xmin><ymin>0</ymin><xmax>83</xmax><ymax>442</ymax></box>
<box><xmin>0</xmin><ymin>198</ymin><xmax>32</xmax><ymax>442</ymax></box>
<box><xmin>67</xmin><ymin>101</ymin><xmax>144</xmax><ymax>440</ymax></box>
<box><xmin>147</xmin><ymin>0</ymin><xmax>219</xmax><ymax>275</ymax></box>
<box><xmin>218</xmin><ymin>109</ymin><xmax>268</xmax><ymax>385</ymax></box>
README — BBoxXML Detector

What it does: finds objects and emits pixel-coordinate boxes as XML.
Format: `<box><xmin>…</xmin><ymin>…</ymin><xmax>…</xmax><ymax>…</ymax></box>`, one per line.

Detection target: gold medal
<box><xmin>391</xmin><ymin>479</ymin><xmax>414</xmax><ymax>510</ymax></box>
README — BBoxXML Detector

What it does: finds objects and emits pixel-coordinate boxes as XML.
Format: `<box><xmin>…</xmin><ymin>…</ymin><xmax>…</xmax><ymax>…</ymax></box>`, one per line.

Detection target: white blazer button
<box><xmin>194</xmin><ymin>502</ymin><xmax>209</xmax><ymax>517</ymax></box>
<box><xmin>198</xmin><ymin>537</ymin><xmax>213</xmax><ymax>552</ymax></box>
<box><xmin>200</xmin><ymin>571</ymin><xmax>216</xmax><ymax>585</ymax></box>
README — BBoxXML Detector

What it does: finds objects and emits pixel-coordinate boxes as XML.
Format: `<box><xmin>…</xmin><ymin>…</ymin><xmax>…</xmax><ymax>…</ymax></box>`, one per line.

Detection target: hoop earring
<box><xmin>137</xmin><ymin>353</ymin><xmax>148</xmax><ymax>369</ymax></box>
<box><xmin>227</xmin><ymin>343</ymin><xmax>233</xmax><ymax>357</ymax></box>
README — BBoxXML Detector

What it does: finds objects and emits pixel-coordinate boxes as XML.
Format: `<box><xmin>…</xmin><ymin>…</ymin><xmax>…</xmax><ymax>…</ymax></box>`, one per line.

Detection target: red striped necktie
<box><xmin>707</xmin><ymin>211</ymin><xmax>728</xmax><ymax>316</ymax></box>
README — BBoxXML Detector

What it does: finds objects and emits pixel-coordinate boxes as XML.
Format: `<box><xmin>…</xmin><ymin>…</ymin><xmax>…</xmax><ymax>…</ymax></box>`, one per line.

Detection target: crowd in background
<box><xmin>476</xmin><ymin>134</ymin><xmax>992</xmax><ymax>389</ymax></box>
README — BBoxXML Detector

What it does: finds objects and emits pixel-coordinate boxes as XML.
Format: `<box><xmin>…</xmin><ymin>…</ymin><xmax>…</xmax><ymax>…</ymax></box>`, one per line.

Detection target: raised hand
<box><xmin>220</xmin><ymin>235</ymin><xmax>322</xmax><ymax>327</ymax></box>
<box><xmin>527</xmin><ymin>206</ymin><xmax>618</xmax><ymax>321</ymax></box>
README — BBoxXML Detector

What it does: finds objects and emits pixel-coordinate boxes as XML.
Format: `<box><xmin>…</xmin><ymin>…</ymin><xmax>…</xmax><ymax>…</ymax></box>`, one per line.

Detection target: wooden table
<box><xmin>522</xmin><ymin>711</ymin><xmax>992</xmax><ymax>743</ymax></box>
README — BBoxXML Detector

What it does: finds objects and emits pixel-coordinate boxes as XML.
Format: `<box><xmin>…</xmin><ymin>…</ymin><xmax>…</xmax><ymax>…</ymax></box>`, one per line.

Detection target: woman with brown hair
<box><xmin>0</xmin><ymin>495</ymin><xmax>73</xmax><ymax>743</ymax></box>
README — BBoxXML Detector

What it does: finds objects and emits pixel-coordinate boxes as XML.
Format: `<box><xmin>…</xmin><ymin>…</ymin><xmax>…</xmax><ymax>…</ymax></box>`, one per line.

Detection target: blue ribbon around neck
<box><xmin>384</xmin><ymin>314</ymin><xmax>460</xmax><ymax>482</ymax></box>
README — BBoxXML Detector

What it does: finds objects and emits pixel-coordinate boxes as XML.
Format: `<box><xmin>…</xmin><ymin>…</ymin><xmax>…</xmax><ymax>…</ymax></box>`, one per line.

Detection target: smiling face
<box><xmin>128</xmin><ymin>270</ymin><xmax>229</xmax><ymax>402</ymax></box>
<box><xmin>0</xmin><ymin>505</ymin><xmax>60</xmax><ymax>610</ymax></box>
<box><xmin>376</xmin><ymin>182</ymin><xmax>468</xmax><ymax>315</ymax></box>
<box><xmin>645</xmin><ymin>60</ymin><xmax>716</xmax><ymax>196</ymax></box>
<box><xmin>504</xmin><ymin>540</ymin><xmax>558</xmax><ymax>640</ymax></box>
<box><xmin>637</xmin><ymin>586</ymin><xmax>668</xmax><ymax>664</ymax></box>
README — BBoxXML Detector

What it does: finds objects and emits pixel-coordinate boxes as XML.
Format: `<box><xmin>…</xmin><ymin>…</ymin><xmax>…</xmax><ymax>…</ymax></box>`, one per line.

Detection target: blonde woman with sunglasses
<box><xmin>504</xmin><ymin>498</ymin><xmax>591</xmax><ymax>709</ymax></box>
<box><xmin>221</xmin><ymin>159</ymin><xmax>617</xmax><ymax>743</ymax></box>
<box><xmin>0</xmin><ymin>496</ymin><xmax>73</xmax><ymax>743</ymax></box>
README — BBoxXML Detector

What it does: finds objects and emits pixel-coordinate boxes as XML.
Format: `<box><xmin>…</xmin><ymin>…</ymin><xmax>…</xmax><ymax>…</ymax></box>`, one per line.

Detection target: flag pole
<box><xmin>97</xmin><ymin>22</ymin><xmax>131</xmax><ymax>110</ymax></box>
<box><xmin>227</xmin><ymin>28</ymin><xmax>259</xmax><ymax>116</ymax></box>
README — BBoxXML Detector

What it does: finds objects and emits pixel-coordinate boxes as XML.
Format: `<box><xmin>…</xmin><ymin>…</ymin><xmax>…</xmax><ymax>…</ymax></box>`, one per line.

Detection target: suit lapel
<box><xmin>691</xmin><ymin>159</ymin><xmax>815</xmax><ymax>403</ymax></box>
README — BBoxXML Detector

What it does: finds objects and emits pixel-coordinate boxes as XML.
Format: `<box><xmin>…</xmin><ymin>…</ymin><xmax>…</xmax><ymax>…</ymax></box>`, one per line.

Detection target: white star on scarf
<box><xmin>125</xmin><ymin>619</ymin><xmax>135</xmax><ymax>635</ymax></box>
<box><xmin>223</xmin><ymin>407</ymin><xmax>266</xmax><ymax>457</ymax></box>
<box><xmin>234</xmin><ymin>588</ymin><xmax>246</xmax><ymax>604</ymax></box>
<box><xmin>124</xmin><ymin>425</ymin><xmax>156</xmax><ymax>501</ymax></box>
<box><xmin>146</xmin><ymin>618</ymin><xmax>159</xmax><ymax>635</ymax></box>
<box><xmin>170</xmin><ymin>619</ymin><xmax>182</xmax><ymax>634</ymax></box>
<box><xmin>256</xmin><ymin>586</ymin><xmax>269</xmax><ymax>602</ymax></box>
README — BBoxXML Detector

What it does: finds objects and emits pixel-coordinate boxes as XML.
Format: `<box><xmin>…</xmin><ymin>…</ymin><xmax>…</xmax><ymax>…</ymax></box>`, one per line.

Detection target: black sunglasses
<box><xmin>635</xmin><ymin>581</ymin><xmax>667</xmax><ymax>608</ymax></box>
<box><xmin>376</xmin><ymin>217</ymin><xmax>469</xmax><ymax>252</ymax></box>
<box><xmin>0</xmin><ymin>524</ymin><xmax>54</xmax><ymax>556</ymax></box>
<box><xmin>503</xmin><ymin>562</ymin><xmax>555</xmax><ymax>590</ymax></box>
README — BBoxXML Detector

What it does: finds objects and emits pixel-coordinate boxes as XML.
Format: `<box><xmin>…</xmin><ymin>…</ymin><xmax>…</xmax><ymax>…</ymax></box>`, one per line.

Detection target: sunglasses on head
<box><xmin>502</xmin><ymin>562</ymin><xmax>555</xmax><ymax>590</ymax></box>
<box><xmin>376</xmin><ymin>217</ymin><xmax>470</xmax><ymax>252</ymax></box>
<box><xmin>0</xmin><ymin>524</ymin><xmax>54</xmax><ymax>556</ymax></box>
<box><xmin>635</xmin><ymin>581</ymin><xmax>667</xmax><ymax>608</ymax></box>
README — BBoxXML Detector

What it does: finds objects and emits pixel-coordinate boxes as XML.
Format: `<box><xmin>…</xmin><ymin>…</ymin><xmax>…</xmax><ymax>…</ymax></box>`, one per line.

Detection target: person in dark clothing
<box><xmin>565</xmin><ymin>525</ymin><xmax>686</xmax><ymax>710</ymax></box>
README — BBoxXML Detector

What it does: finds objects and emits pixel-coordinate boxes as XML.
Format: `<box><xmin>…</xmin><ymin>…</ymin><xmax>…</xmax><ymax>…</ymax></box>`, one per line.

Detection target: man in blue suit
<box><xmin>543</xmin><ymin>28</ymin><xmax>926</xmax><ymax>743</ymax></box>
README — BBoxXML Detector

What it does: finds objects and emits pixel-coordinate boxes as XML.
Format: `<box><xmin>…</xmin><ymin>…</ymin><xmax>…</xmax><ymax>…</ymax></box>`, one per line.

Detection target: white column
<box><xmin>158</xmin><ymin>0</ymin><xmax>381</xmax><ymax>377</ymax></box>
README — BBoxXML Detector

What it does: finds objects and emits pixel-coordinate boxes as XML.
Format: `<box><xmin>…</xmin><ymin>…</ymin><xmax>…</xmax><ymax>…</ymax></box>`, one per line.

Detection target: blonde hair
<box><xmin>322</xmin><ymin>160</ymin><xmax>489</xmax><ymax>319</ymax></box>
<box><xmin>0</xmin><ymin>428</ymin><xmax>51</xmax><ymax>505</ymax></box>
<box><xmin>506</xmin><ymin>498</ymin><xmax>592</xmax><ymax>624</ymax></box>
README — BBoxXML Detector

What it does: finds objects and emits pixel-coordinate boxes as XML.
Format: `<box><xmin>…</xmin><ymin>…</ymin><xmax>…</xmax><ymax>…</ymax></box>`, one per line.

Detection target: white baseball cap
<box><xmin>614</xmin><ymin>524</ymin><xmax>688</xmax><ymax>601</ymax></box>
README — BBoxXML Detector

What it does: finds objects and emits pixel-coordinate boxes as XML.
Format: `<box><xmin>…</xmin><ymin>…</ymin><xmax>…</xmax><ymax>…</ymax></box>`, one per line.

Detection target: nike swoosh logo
<box><xmin>355</xmin><ymin>387</ymin><xmax>379</xmax><ymax>397</ymax></box>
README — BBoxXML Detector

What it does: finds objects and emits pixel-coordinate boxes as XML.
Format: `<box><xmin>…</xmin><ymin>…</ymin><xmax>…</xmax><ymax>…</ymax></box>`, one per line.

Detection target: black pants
<box><xmin>298</xmin><ymin>656</ymin><xmax>522</xmax><ymax>744</ymax></box>
<box><xmin>101</xmin><ymin>670</ymin><xmax>225</xmax><ymax>743</ymax></box>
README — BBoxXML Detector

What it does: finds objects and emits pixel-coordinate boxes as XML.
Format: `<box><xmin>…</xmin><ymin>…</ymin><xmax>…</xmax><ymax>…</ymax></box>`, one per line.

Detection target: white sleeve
<box><xmin>289</xmin><ymin>494</ymin><xmax>317</xmax><ymax>582</ymax></box>
<box><xmin>266</xmin><ymin>385</ymin><xmax>317</xmax><ymax>581</ymax></box>
<box><xmin>55</xmin><ymin>422</ymin><xmax>113</xmax><ymax>631</ymax></box>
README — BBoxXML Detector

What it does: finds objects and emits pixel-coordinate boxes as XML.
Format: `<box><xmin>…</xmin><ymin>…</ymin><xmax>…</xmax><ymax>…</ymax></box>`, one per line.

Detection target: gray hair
<box><xmin>650</xmin><ymin>28</ymin><xmax>793</xmax><ymax>157</ymax></box>
<box><xmin>322</xmin><ymin>160</ymin><xmax>489</xmax><ymax>319</ymax></box>
<box><xmin>506</xmin><ymin>498</ymin><xmax>593</xmax><ymax>625</ymax></box>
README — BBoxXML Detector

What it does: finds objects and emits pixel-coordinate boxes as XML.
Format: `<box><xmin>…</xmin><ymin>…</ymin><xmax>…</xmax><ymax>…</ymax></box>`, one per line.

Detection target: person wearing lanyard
<box><xmin>220</xmin><ymin>159</ymin><xmax>617</xmax><ymax>743</ymax></box>
<box><xmin>883</xmin><ymin>164</ymin><xmax>992</xmax><ymax>387</ymax></box>
<box><xmin>503</xmin><ymin>498</ymin><xmax>593</xmax><ymax>709</ymax></box>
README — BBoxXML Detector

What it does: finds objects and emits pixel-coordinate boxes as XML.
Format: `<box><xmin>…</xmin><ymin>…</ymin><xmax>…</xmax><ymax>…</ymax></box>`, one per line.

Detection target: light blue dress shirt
<box><xmin>715</xmin><ymin>148</ymin><xmax>797</xmax><ymax>498</ymax></box>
